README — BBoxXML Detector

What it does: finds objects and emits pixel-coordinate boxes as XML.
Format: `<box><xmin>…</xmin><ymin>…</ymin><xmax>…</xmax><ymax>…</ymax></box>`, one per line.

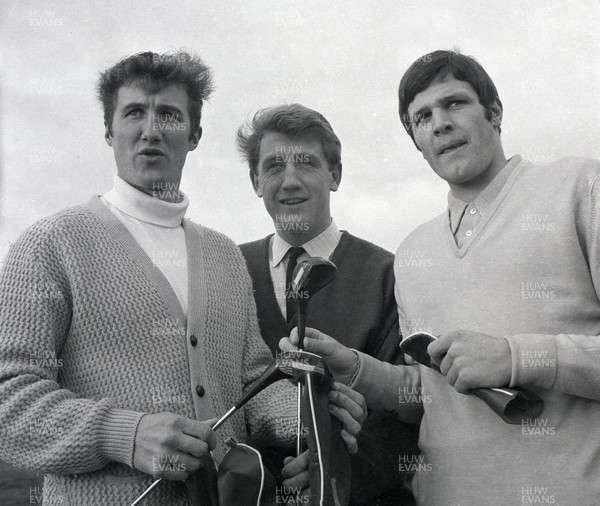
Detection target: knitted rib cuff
<box><xmin>349</xmin><ymin>351</ymin><xmax>386</xmax><ymax>407</ymax></box>
<box><xmin>506</xmin><ymin>334</ymin><xmax>557</xmax><ymax>389</ymax></box>
<box><xmin>96</xmin><ymin>408</ymin><xmax>145</xmax><ymax>468</ymax></box>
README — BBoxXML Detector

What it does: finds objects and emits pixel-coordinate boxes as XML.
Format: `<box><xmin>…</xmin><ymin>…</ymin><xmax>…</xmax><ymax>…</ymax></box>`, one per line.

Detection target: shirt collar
<box><xmin>102</xmin><ymin>175</ymin><xmax>189</xmax><ymax>228</ymax></box>
<box><xmin>272</xmin><ymin>219</ymin><xmax>341</xmax><ymax>268</ymax></box>
<box><xmin>447</xmin><ymin>155</ymin><xmax>522</xmax><ymax>233</ymax></box>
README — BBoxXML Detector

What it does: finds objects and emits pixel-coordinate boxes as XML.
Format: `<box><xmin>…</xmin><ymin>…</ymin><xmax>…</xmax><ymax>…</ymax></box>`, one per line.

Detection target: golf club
<box><xmin>291</xmin><ymin>257</ymin><xmax>337</xmax><ymax>455</ymax></box>
<box><xmin>130</xmin><ymin>350</ymin><xmax>328</xmax><ymax>506</ymax></box>
<box><xmin>400</xmin><ymin>331</ymin><xmax>544</xmax><ymax>424</ymax></box>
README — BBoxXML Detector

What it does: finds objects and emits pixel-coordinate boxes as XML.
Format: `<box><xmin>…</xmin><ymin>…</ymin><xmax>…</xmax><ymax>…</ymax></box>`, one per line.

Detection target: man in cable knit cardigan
<box><xmin>0</xmin><ymin>51</ymin><xmax>366</xmax><ymax>505</ymax></box>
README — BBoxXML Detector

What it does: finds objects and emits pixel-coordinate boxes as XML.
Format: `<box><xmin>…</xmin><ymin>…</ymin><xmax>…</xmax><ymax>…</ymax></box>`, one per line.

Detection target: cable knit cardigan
<box><xmin>0</xmin><ymin>197</ymin><xmax>295</xmax><ymax>505</ymax></box>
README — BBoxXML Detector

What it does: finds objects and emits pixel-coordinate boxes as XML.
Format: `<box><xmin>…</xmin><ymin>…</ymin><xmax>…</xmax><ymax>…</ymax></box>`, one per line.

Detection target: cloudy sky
<box><xmin>1</xmin><ymin>0</ymin><xmax>599</xmax><ymax>259</ymax></box>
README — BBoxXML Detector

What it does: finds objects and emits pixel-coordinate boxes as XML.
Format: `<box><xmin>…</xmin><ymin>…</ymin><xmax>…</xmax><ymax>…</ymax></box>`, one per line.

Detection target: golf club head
<box><xmin>399</xmin><ymin>331</ymin><xmax>441</xmax><ymax>372</ymax></box>
<box><xmin>291</xmin><ymin>258</ymin><xmax>337</xmax><ymax>300</ymax></box>
<box><xmin>234</xmin><ymin>351</ymin><xmax>331</xmax><ymax>410</ymax></box>
<box><xmin>277</xmin><ymin>350</ymin><xmax>331</xmax><ymax>380</ymax></box>
<box><xmin>291</xmin><ymin>257</ymin><xmax>337</xmax><ymax>349</ymax></box>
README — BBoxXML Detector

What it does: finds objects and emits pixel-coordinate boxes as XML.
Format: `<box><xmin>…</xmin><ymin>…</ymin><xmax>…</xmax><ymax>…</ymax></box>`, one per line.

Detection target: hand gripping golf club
<box><xmin>290</xmin><ymin>257</ymin><xmax>337</xmax><ymax>456</ymax></box>
<box><xmin>400</xmin><ymin>331</ymin><xmax>544</xmax><ymax>424</ymax></box>
<box><xmin>130</xmin><ymin>350</ymin><xmax>328</xmax><ymax>505</ymax></box>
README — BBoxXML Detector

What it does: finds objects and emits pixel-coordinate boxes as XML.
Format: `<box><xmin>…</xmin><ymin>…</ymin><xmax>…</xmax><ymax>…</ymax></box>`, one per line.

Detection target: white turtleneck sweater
<box><xmin>100</xmin><ymin>176</ymin><xmax>189</xmax><ymax>315</ymax></box>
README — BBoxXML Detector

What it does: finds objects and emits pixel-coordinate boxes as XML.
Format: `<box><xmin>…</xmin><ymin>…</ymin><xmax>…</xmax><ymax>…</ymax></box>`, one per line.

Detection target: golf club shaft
<box><xmin>129</xmin><ymin>403</ymin><xmax>243</xmax><ymax>506</ymax></box>
<box><xmin>296</xmin><ymin>383</ymin><xmax>303</xmax><ymax>456</ymax></box>
<box><xmin>296</xmin><ymin>302</ymin><xmax>307</xmax><ymax>456</ymax></box>
<box><xmin>297</xmin><ymin>303</ymin><xmax>306</xmax><ymax>350</ymax></box>
<box><xmin>130</xmin><ymin>477</ymin><xmax>162</xmax><ymax>506</ymax></box>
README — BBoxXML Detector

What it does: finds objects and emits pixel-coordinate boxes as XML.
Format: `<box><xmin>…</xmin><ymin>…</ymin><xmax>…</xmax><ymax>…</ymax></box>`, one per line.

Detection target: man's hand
<box><xmin>133</xmin><ymin>413</ymin><xmax>217</xmax><ymax>481</ymax></box>
<box><xmin>328</xmin><ymin>381</ymin><xmax>367</xmax><ymax>454</ymax></box>
<box><xmin>279</xmin><ymin>383</ymin><xmax>366</xmax><ymax>499</ymax></box>
<box><xmin>281</xmin><ymin>452</ymin><xmax>311</xmax><ymax>503</ymax></box>
<box><xmin>279</xmin><ymin>327</ymin><xmax>359</xmax><ymax>385</ymax></box>
<box><xmin>427</xmin><ymin>330</ymin><xmax>512</xmax><ymax>393</ymax></box>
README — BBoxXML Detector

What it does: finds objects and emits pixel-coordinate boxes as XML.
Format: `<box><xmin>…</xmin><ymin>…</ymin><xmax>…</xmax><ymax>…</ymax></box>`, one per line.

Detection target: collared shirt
<box><xmin>448</xmin><ymin>156</ymin><xmax>520</xmax><ymax>248</ymax></box>
<box><xmin>101</xmin><ymin>175</ymin><xmax>189</xmax><ymax>314</ymax></box>
<box><xmin>270</xmin><ymin>220</ymin><xmax>342</xmax><ymax>318</ymax></box>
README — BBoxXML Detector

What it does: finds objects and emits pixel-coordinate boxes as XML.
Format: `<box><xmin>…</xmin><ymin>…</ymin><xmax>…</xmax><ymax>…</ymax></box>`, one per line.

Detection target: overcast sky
<box><xmin>1</xmin><ymin>0</ymin><xmax>599</xmax><ymax>260</ymax></box>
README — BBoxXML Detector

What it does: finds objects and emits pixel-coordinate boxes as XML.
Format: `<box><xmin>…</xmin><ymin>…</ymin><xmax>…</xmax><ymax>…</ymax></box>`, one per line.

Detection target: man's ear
<box><xmin>250</xmin><ymin>170</ymin><xmax>262</xmax><ymax>197</ymax></box>
<box><xmin>189</xmin><ymin>127</ymin><xmax>202</xmax><ymax>151</ymax></box>
<box><xmin>330</xmin><ymin>162</ymin><xmax>342</xmax><ymax>191</ymax></box>
<box><xmin>489</xmin><ymin>101</ymin><xmax>503</xmax><ymax>130</ymax></box>
<box><xmin>104</xmin><ymin>122</ymin><xmax>112</xmax><ymax>146</ymax></box>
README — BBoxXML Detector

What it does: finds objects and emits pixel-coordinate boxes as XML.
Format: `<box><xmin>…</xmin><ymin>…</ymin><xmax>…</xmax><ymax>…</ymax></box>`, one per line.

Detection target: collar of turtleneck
<box><xmin>102</xmin><ymin>175</ymin><xmax>189</xmax><ymax>228</ymax></box>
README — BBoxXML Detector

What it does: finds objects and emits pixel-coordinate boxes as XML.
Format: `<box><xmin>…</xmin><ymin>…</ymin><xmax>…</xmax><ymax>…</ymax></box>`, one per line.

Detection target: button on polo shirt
<box><xmin>447</xmin><ymin>158</ymin><xmax>519</xmax><ymax>248</ymax></box>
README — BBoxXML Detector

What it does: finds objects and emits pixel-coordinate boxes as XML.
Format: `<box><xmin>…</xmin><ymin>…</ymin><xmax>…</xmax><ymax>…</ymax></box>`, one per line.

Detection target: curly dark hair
<box><xmin>97</xmin><ymin>51</ymin><xmax>214</xmax><ymax>137</ymax></box>
<box><xmin>236</xmin><ymin>103</ymin><xmax>342</xmax><ymax>176</ymax></box>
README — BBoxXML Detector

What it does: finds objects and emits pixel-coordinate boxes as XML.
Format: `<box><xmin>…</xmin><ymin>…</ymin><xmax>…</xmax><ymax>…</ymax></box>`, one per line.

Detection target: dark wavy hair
<box><xmin>236</xmin><ymin>103</ymin><xmax>342</xmax><ymax>176</ymax></box>
<box><xmin>399</xmin><ymin>50</ymin><xmax>502</xmax><ymax>147</ymax></box>
<box><xmin>97</xmin><ymin>51</ymin><xmax>213</xmax><ymax>137</ymax></box>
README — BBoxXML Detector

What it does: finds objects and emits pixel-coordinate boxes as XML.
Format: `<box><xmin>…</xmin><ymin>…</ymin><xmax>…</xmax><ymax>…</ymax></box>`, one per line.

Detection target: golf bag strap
<box><xmin>302</xmin><ymin>372</ymin><xmax>351</xmax><ymax>506</ymax></box>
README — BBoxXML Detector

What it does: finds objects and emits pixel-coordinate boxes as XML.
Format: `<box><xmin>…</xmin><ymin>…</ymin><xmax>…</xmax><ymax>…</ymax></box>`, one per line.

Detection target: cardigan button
<box><xmin>196</xmin><ymin>385</ymin><xmax>205</xmax><ymax>397</ymax></box>
<box><xmin>190</xmin><ymin>334</ymin><xmax>198</xmax><ymax>347</ymax></box>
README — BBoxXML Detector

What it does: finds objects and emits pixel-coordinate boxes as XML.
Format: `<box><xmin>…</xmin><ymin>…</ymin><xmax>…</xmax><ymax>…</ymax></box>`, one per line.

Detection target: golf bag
<box><xmin>214</xmin><ymin>372</ymin><xmax>351</xmax><ymax>505</ymax></box>
<box><xmin>300</xmin><ymin>371</ymin><xmax>351</xmax><ymax>506</ymax></box>
<box><xmin>218</xmin><ymin>439</ymin><xmax>278</xmax><ymax>505</ymax></box>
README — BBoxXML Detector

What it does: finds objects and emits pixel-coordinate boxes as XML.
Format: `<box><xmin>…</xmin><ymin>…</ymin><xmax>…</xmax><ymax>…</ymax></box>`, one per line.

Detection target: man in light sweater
<box><xmin>282</xmin><ymin>50</ymin><xmax>600</xmax><ymax>505</ymax></box>
<box><xmin>237</xmin><ymin>104</ymin><xmax>419</xmax><ymax>505</ymax></box>
<box><xmin>0</xmin><ymin>51</ymin><xmax>366</xmax><ymax>505</ymax></box>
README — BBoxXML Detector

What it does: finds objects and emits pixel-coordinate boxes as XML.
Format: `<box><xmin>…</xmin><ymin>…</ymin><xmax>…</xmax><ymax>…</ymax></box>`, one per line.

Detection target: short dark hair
<box><xmin>398</xmin><ymin>50</ymin><xmax>502</xmax><ymax>145</ymax></box>
<box><xmin>236</xmin><ymin>103</ymin><xmax>342</xmax><ymax>176</ymax></box>
<box><xmin>97</xmin><ymin>51</ymin><xmax>214</xmax><ymax>136</ymax></box>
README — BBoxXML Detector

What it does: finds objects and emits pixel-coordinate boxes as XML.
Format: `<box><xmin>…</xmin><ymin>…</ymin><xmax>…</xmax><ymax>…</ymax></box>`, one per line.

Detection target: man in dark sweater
<box><xmin>236</xmin><ymin>104</ymin><xmax>419</xmax><ymax>505</ymax></box>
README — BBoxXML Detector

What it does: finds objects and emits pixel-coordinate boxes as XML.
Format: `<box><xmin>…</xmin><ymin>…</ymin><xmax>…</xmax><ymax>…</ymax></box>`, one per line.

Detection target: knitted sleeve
<box><xmin>507</xmin><ymin>160</ymin><xmax>600</xmax><ymax>399</ymax></box>
<box><xmin>0</xmin><ymin>219</ymin><xmax>144</xmax><ymax>474</ymax></box>
<box><xmin>238</xmin><ymin>251</ymin><xmax>297</xmax><ymax>447</ymax></box>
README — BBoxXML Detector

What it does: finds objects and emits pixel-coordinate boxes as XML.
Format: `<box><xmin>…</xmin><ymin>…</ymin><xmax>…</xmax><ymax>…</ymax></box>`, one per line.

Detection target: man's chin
<box><xmin>271</xmin><ymin>210</ymin><xmax>313</xmax><ymax>235</ymax></box>
<box><xmin>435</xmin><ymin>162</ymin><xmax>472</xmax><ymax>185</ymax></box>
<box><xmin>121</xmin><ymin>176</ymin><xmax>180</xmax><ymax>198</ymax></box>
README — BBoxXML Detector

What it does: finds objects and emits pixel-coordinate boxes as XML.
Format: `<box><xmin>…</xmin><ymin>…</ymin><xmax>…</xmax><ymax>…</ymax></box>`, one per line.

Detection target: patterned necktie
<box><xmin>285</xmin><ymin>247</ymin><xmax>305</xmax><ymax>322</ymax></box>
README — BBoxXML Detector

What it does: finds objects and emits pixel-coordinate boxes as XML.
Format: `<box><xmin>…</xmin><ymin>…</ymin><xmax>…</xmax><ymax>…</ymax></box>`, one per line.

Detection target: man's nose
<box><xmin>281</xmin><ymin>163</ymin><xmax>302</xmax><ymax>189</ymax></box>
<box><xmin>141</xmin><ymin>113</ymin><xmax>162</xmax><ymax>142</ymax></box>
<box><xmin>432</xmin><ymin>109</ymin><xmax>453</xmax><ymax>136</ymax></box>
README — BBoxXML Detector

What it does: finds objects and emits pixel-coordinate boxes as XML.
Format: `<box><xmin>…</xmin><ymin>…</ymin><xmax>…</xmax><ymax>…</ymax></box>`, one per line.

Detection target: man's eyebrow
<box><xmin>118</xmin><ymin>102</ymin><xmax>186</xmax><ymax>117</ymax></box>
<box><xmin>156</xmin><ymin>104</ymin><xmax>186</xmax><ymax>116</ymax></box>
<box><xmin>259</xmin><ymin>153</ymin><xmax>281</xmax><ymax>166</ymax></box>
<box><xmin>442</xmin><ymin>92</ymin><xmax>472</xmax><ymax>103</ymax></box>
<box><xmin>410</xmin><ymin>92</ymin><xmax>473</xmax><ymax>120</ymax></box>
<box><xmin>119</xmin><ymin>101</ymin><xmax>146</xmax><ymax>113</ymax></box>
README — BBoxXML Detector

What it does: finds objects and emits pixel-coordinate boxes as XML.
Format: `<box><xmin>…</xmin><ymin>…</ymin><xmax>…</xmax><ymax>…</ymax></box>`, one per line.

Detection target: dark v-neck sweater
<box><xmin>240</xmin><ymin>232</ymin><xmax>400</xmax><ymax>361</ymax></box>
<box><xmin>240</xmin><ymin>232</ymin><xmax>420</xmax><ymax>504</ymax></box>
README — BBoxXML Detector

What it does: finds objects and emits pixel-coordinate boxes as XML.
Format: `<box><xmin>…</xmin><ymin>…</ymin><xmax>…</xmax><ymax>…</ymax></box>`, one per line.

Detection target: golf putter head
<box><xmin>291</xmin><ymin>257</ymin><xmax>337</xmax><ymax>348</ymax></box>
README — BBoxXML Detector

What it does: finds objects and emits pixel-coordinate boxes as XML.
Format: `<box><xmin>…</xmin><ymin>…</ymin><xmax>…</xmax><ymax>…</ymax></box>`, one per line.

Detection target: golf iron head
<box><xmin>237</xmin><ymin>350</ymin><xmax>331</xmax><ymax>408</ymax></box>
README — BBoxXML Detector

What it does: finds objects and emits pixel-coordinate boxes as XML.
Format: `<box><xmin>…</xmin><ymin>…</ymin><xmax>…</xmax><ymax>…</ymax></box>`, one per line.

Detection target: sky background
<box><xmin>1</xmin><ymin>0</ymin><xmax>599</xmax><ymax>260</ymax></box>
